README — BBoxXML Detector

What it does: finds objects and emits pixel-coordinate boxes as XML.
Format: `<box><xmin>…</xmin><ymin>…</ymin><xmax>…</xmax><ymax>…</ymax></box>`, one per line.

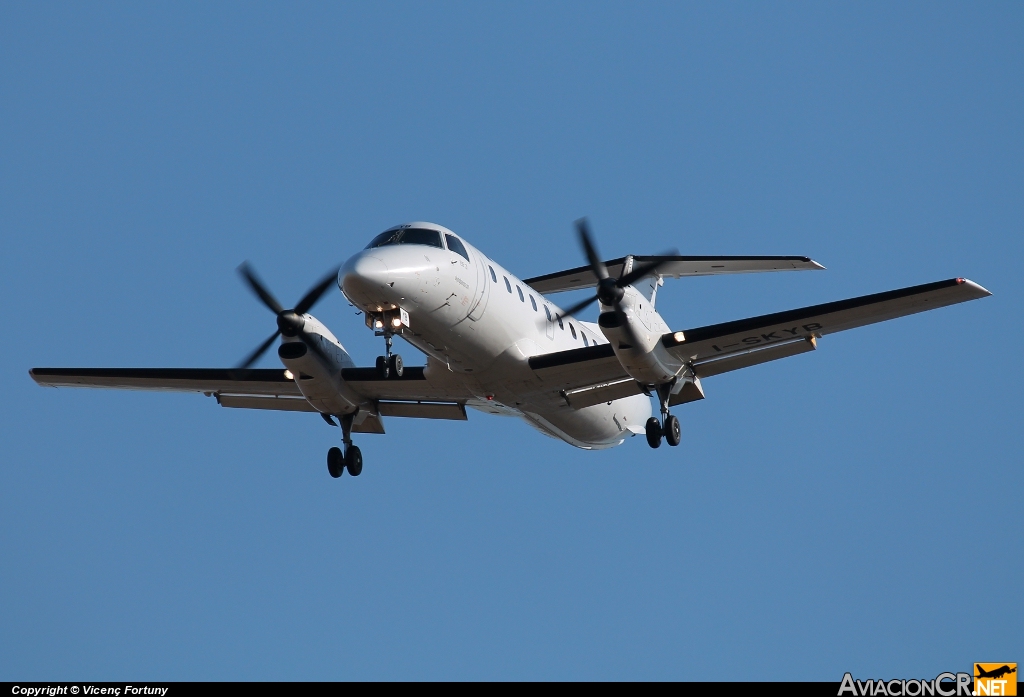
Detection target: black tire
<box><xmin>664</xmin><ymin>414</ymin><xmax>681</xmax><ymax>447</ymax></box>
<box><xmin>345</xmin><ymin>446</ymin><xmax>363</xmax><ymax>476</ymax></box>
<box><xmin>389</xmin><ymin>353</ymin><xmax>403</xmax><ymax>378</ymax></box>
<box><xmin>645</xmin><ymin>417</ymin><xmax>663</xmax><ymax>449</ymax></box>
<box><xmin>327</xmin><ymin>446</ymin><xmax>344</xmax><ymax>478</ymax></box>
<box><xmin>375</xmin><ymin>355</ymin><xmax>389</xmax><ymax>379</ymax></box>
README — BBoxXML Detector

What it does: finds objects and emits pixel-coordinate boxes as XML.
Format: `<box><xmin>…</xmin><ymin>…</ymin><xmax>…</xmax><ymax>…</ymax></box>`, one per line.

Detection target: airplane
<box><xmin>976</xmin><ymin>666</ymin><xmax>1016</xmax><ymax>680</ymax></box>
<box><xmin>30</xmin><ymin>219</ymin><xmax>991</xmax><ymax>479</ymax></box>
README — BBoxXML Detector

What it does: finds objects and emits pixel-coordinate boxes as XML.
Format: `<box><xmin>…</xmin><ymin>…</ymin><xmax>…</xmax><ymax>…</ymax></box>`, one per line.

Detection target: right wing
<box><xmin>30</xmin><ymin>365</ymin><xmax>475</xmax><ymax>425</ymax></box>
<box><xmin>30</xmin><ymin>367</ymin><xmax>298</xmax><ymax>395</ymax></box>
<box><xmin>663</xmin><ymin>277</ymin><xmax>991</xmax><ymax>376</ymax></box>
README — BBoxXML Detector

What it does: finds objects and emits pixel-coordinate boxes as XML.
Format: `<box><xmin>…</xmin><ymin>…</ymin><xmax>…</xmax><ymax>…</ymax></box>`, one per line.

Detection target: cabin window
<box><xmin>367</xmin><ymin>227</ymin><xmax>443</xmax><ymax>249</ymax></box>
<box><xmin>530</xmin><ymin>295</ymin><xmax>537</xmax><ymax>311</ymax></box>
<box><xmin>517</xmin><ymin>286</ymin><xmax>524</xmax><ymax>302</ymax></box>
<box><xmin>569</xmin><ymin>324</ymin><xmax>577</xmax><ymax>339</ymax></box>
<box><xmin>444</xmin><ymin>234</ymin><xmax>471</xmax><ymax>262</ymax></box>
<box><xmin>544</xmin><ymin>306</ymin><xmax>552</xmax><ymax>321</ymax></box>
<box><xmin>489</xmin><ymin>266</ymin><xmax>497</xmax><ymax>283</ymax></box>
<box><xmin>557</xmin><ymin>315</ymin><xmax>564</xmax><ymax>329</ymax></box>
<box><xmin>582</xmin><ymin>332</ymin><xmax>589</xmax><ymax>346</ymax></box>
<box><xmin>504</xmin><ymin>277</ymin><xmax>512</xmax><ymax>293</ymax></box>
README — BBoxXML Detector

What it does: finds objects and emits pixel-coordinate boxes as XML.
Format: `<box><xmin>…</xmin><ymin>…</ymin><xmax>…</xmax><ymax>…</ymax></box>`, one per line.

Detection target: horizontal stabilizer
<box><xmin>525</xmin><ymin>255</ymin><xmax>823</xmax><ymax>294</ymax></box>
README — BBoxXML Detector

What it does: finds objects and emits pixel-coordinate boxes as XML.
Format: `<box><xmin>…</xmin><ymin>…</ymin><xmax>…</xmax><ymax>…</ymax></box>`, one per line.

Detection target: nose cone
<box><xmin>340</xmin><ymin>252</ymin><xmax>392</xmax><ymax>306</ymax></box>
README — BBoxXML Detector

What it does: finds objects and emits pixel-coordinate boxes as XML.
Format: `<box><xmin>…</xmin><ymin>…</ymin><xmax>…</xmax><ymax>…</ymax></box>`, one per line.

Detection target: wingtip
<box><xmin>810</xmin><ymin>260</ymin><xmax>827</xmax><ymax>270</ymax></box>
<box><xmin>957</xmin><ymin>278</ymin><xmax>992</xmax><ymax>297</ymax></box>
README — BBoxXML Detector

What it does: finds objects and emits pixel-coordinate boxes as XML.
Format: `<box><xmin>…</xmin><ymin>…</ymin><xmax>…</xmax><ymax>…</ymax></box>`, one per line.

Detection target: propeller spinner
<box><xmin>236</xmin><ymin>262</ymin><xmax>340</xmax><ymax>369</ymax></box>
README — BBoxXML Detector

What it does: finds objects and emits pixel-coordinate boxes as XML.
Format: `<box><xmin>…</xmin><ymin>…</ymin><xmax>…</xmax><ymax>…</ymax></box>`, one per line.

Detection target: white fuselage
<box><xmin>336</xmin><ymin>222</ymin><xmax>654</xmax><ymax>449</ymax></box>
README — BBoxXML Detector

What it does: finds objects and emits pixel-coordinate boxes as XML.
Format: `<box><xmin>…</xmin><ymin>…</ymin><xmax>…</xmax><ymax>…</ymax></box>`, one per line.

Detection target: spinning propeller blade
<box><xmin>543</xmin><ymin>218</ymin><xmax>675</xmax><ymax>324</ymax></box>
<box><xmin>236</xmin><ymin>262</ymin><xmax>340</xmax><ymax>369</ymax></box>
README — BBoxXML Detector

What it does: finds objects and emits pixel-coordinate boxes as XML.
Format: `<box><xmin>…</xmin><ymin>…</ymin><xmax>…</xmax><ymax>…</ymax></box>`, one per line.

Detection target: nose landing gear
<box><xmin>646</xmin><ymin>382</ymin><xmax>682</xmax><ymax>449</ymax></box>
<box><xmin>374</xmin><ymin>331</ymin><xmax>403</xmax><ymax>379</ymax></box>
<box><xmin>326</xmin><ymin>413</ymin><xmax>364</xmax><ymax>478</ymax></box>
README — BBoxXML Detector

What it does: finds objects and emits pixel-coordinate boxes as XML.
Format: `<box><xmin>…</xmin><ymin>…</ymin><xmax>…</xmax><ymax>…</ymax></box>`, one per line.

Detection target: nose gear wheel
<box><xmin>375</xmin><ymin>331</ymin><xmax>403</xmax><ymax>379</ymax></box>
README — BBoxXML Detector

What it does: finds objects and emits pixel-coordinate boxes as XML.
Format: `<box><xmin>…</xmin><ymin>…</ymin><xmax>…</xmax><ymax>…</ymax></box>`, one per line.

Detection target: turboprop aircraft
<box><xmin>31</xmin><ymin>219</ymin><xmax>991</xmax><ymax>479</ymax></box>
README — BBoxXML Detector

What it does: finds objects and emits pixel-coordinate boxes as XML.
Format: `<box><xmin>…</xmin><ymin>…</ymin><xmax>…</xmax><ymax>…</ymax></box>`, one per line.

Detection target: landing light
<box><xmin>674</xmin><ymin>331</ymin><xmax>686</xmax><ymax>342</ymax></box>
<box><xmin>283</xmin><ymin>370</ymin><xmax>294</xmax><ymax>380</ymax></box>
<box><xmin>391</xmin><ymin>317</ymin><xmax>403</xmax><ymax>328</ymax></box>
<box><xmin>374</xmin><ymin>319</ymin><xmax>384</xmax><ymax>329</ymax></box>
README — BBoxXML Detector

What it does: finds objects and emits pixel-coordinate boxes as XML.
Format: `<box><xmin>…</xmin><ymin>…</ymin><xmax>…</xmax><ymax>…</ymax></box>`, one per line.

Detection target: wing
<box><xmin>30</xmin><ymin>365</ymin><xmax>475</xmax><ymax>422</ymax></box>
<box><xmin>523</xmin><ymin>277</ymin><xmax>990</xmax><ymax>407</ymax></box>
<box><xmin>29</xmin><ymin>367</ymin><xmax>317</xmax><ymax>412</ymax></box>
<box><xmin>525</xmin><ymin>255</ymin><xmax>824</xmax><ymax>294</ymax></box>
<box><xmin>30</xmin><ymin>367</ymin><xmax>298</xmax><ymax>395</ymax></box>
<box><xmin>663</xmin><ymin>278</ymin><xmax>991</xmax><ymax>376</ymax></box>
<box><xmin>338</xmin><ymin>367</ymin><xmax>475</xmax><ymax>403</ymax></box>
<box><xmin>527</xmin><ymin>344</ymin><xmax>640</xmax><ymax>409</ymax></box>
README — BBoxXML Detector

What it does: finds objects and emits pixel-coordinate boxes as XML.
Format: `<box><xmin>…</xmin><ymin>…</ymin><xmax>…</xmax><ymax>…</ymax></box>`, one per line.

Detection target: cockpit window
<box><xmin>366</xmin><ymin>227</ymin><xmax>443</xmax><ymax>250</ymax></box>
<box><xmin>445</xmin><ymin>234</ymin><xmax>471</xmax><ymax>262</ymax></box>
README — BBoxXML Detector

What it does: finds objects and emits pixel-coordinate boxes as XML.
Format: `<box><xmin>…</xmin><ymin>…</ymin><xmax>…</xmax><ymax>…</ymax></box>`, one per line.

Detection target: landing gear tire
<box><xmin>345</xmin><ymin>446</ymin><xmax>363</xmax><ymax>476</ymax></box>
<box><xmin>375</xmin><ymin>355</ymin><xmax>390</xmax><ymax>379</ymax></box>
<box><xmin>664</xmin><ymin>414</ymin><xmax>681</xmax><ymax>447</ymax></box>
<box><xmin>327</xmin><ymin>446</ymin><xmax>344</xmax><ymax>478</ymax></box>
<box><xmin>388</xmin><ymin>353</ymin><xmax>403</xmax><ymax>378</ymax></box>
<box><xmin>645</xmin><ymin>417</ymin><xmax>663</xmax><ymax>449</ymax></box>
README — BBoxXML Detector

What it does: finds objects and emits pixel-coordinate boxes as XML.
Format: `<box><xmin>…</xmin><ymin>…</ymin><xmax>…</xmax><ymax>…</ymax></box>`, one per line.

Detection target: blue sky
<box><xmin>1</xmin><ymin>2</ymin><xmax>1021</xmax><ymax>680</ymax></box>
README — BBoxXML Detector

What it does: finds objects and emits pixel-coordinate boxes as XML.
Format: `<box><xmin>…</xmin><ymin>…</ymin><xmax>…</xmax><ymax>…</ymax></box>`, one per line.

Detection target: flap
<box><xmin>693</xmin><ymin>337</ymin><xmax>817</xmax><ymax>378</ymax></box>
<box><xmin>562</xmin><ymin>378</ymin><xmax>643</xmax><ymax>410</ymax></box>
<box><xmin>525</xmin><ymin>255</ymin><xmax>823</xmax><ymax>294</ymax></box>
<box><xmin>217</xmin><ymin>393</ymin><xmax>316</xmax><ymax>411</ymax></box>
<box><xmin>377</xmin><ymin>401</ymin><xmax>468</xmax><ymax>420</ymax></box>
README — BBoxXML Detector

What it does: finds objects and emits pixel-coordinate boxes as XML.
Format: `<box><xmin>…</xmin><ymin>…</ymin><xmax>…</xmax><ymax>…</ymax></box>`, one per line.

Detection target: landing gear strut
<box><xmin>326</xmin><ymin>412</ymin><xmax>363</xmax><ymax>478</ymax></box>
<box><xmin>646</xmin><ymin>381</ymin><xmax>682</xmax><ymax>449</ymax></box>
<box><xmin>375</xmin><ymin>331</ymin><xmax>403</xmax><ymax>379</ymax></box>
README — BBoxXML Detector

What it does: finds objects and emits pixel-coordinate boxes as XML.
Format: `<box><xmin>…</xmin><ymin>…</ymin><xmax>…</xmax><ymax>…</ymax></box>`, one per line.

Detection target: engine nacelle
<box><xmin>277</xmin><ymin>315</ymin><xmax>363</xmax><ymax>415</ymax></box>
<box><xmin>598</xmin><ymin>286</ymin><xmax>684</xmax><ymax>385</ymax></box>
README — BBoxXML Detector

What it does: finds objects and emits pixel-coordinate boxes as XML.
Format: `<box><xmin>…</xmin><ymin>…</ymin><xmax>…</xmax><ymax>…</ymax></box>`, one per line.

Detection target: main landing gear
<box><xmin>327</xmin><ymin>413</ymin><xmax>363</xmax><ymax>478</ymax></box>
<box><xmin>645</xmin><ymin>382</ymin><xmax>682</xmax><ymax>449</ymax></box>
<box><xmin>374</xmin><ymin>331</ymin><xmax>403</xmax><ymax>379</ymax></box>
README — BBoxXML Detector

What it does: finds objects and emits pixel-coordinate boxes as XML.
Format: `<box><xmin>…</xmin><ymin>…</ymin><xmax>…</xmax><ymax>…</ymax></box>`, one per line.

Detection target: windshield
<box><xmin>366</xmin><ymin>227</ymin><xmax>444</xmax><ymax>250</ymax></box>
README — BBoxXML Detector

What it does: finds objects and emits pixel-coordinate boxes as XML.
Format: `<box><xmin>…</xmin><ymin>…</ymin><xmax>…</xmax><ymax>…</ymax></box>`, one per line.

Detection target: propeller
<box><xmin>553</xmin><ymin>218</ymin><xmax>675</xmax><ymax>321</ymax></box>
<box><xmin>236</xmin><ymin>262</ymin><xmax>340</xmax><ymax>369</ymax></box>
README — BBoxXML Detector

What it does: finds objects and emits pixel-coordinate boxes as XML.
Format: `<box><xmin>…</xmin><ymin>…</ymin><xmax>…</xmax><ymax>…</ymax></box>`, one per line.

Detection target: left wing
<box><xmin>525</xmin><ymin>255</ymin><xmax>824</xmax><ymax>294</ymax></box>
<box><xmin>525</xmin><ymin>277</ymin><xmax>991</xmax><ymax>407</ymax></box>
<box><xmin>664</xmin><ymin>277</ymin><xmax>991</xmax><ymax>373</ymax></box>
